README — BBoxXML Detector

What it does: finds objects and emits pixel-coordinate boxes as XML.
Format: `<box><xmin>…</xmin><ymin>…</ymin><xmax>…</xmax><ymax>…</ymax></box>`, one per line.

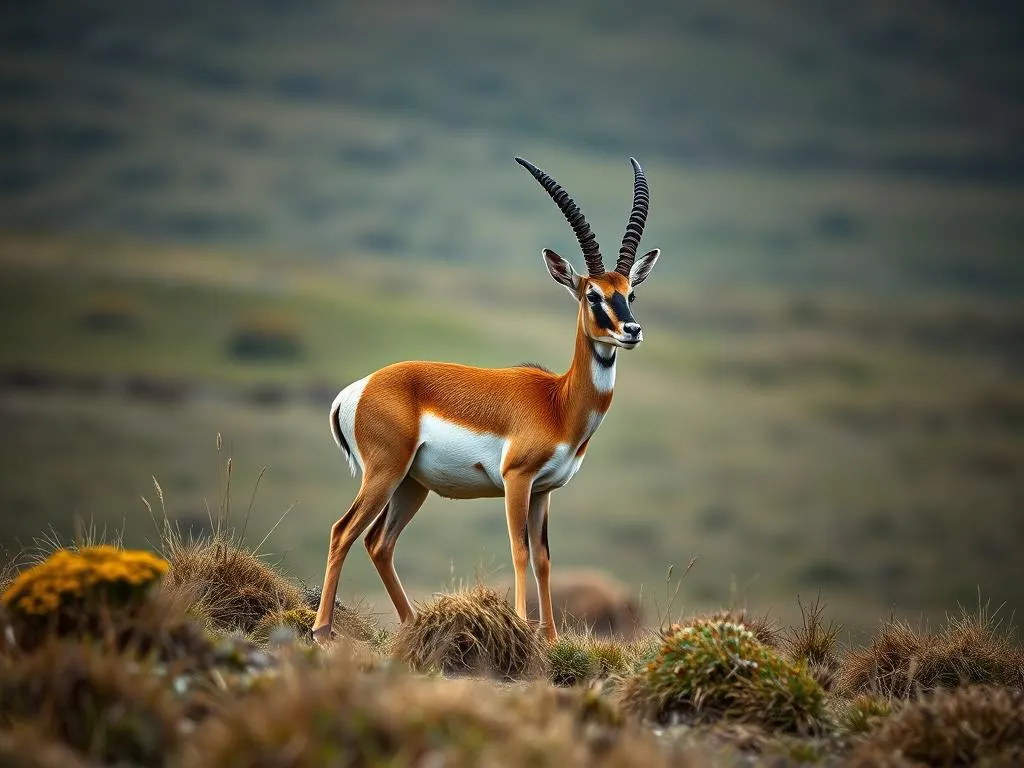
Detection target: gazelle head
<box><xmin>516</xmin><ymin>157</ymin><xmax>660</xmax><ymax>350</ymax></box>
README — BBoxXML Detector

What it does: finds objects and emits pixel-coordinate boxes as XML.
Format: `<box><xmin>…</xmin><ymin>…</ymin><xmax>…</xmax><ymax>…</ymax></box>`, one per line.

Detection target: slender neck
<box><xmin>558</xmin><ymin>304</ymin><xmax>616</xmax><ymax>427</ymax></box>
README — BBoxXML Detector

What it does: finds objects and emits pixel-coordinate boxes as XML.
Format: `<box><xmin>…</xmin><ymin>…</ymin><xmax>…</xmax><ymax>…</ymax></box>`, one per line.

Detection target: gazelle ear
<box><xmin>543</xmin><ymin>249</ymin><xmax>582</xmax><ymax>298</ymax></box>
<box><xmin>628</xmin><ymin>248</ymin><xmax>660</xmax><ymax>288</ymax></box>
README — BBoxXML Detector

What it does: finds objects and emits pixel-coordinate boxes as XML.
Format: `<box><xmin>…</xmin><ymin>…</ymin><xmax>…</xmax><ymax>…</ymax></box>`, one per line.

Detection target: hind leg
<box><xmin>312</xmin><ymin>467</ymin><xmax>405</xmax><ymax>644</ymax></box>
<box><xmin>363</xmin><ymin>474</ymin><xmax>429</xmax><ymax>623</ymax></box>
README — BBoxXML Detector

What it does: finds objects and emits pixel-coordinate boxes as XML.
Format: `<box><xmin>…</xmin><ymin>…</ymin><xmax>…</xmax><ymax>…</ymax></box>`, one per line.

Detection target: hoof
<box><xmin>311</xmin><ymin>624</ymin><xmax>335</xmax><ymax>646</ymax></box>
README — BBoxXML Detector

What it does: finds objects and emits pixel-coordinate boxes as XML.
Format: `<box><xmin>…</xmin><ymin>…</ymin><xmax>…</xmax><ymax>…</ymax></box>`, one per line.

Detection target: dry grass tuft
<box><xmin>391</xmin><ymin>584</ymin><xmax>547</xmax><ymax>680</ymax></box>
<box><xmin>547</xmin><ymin>633</ymin><xmax>600</xmax><ymax>687</ymax></box>
<box><xmin>0</xmin><ymin>640</ymin><xmax>184</xmax><ymax>767</ymax></box>
<box><xmin>836</xmin><ymin>604</ymin><xmax>1024</xmax><ymax>697</ymax></box>
<box><xmin>837</xmin><ymin>694</ymin><xmax>893</xmax><ymax>736</ymax></box>
<box><xmin>620</xmin><ymin>620</ymin><xmax>828</xmax><ymax>733</ymax></box>
<box><xmin>184</xmin><ymin>653</ymin><xmax>677</xmax><ymax>768</ymax></box>
<box><xmin>297</xmin><ymin>583</ymin><xmax>380</xmax><ymax>643</ymax></box>
<box><xmin>782</xmin><ymin>596</ymin><xmax>842</xmax><ymax>691</ymax></box>
<box><xmin>250</xmin><ymin>606</ymin><xmax>319</xmax><ymax>645</ymax></box>
<box><xmin>545</xmin><ymin>630</ymin><xmax>640</xmax><ymax>687</ymax></box>
<box><xmin>160</xmin><ymin>531</ymin><xmax>306</xmax><ymax>635</ymax></box>
<box><xmin>854</xmin><ymin>685</ymin><xmax>1024</xmax><ymax>765</ymax></box>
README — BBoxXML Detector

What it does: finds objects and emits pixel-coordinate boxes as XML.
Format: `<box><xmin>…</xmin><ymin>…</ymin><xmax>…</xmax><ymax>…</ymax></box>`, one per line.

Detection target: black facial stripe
<box><xmin>591</xmin><ymin>302</ymin><xmax>615</xmax><ymax>331</ymax></box>
<box><xmin>608</xmin><ymin>292</ymin><xmax>635</xmax><ymax>324</ymax></box>
<box><xmin>590</xmin><ymin>340</ymin><xmax>616</xmax><ymax>368</ymax></box>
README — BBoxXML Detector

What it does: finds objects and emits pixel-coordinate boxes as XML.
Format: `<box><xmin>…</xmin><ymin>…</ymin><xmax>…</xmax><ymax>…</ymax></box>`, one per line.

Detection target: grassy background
<box><xmin>0</xmin><ymin>0</ymin><xmax>1021</xmax><ymax>636</ymax></box>
<box><xmin>1</xmin><ymin>236</ymin><xmax>1021</xmax><ymax>635</ymax></box>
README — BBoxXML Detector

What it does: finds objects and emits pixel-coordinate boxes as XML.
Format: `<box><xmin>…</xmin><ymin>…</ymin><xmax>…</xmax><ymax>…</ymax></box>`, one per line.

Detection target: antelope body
<box><xmin>313</xmin><ymin>157</ymin><xmax>660</xmax><ymax>643</ymax></box>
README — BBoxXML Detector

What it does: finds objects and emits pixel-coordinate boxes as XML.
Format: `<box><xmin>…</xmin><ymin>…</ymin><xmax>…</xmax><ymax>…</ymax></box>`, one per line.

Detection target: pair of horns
<box><xmin>515</xmin><ymin>156</ymin><xmax>650</xmax><ymax>278</ymax></box>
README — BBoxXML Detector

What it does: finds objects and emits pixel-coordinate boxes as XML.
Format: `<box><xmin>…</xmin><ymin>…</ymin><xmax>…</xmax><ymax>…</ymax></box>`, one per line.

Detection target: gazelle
<box><xmin>313</xmin><ymin>157</ymin><xmax>660</xmax><ymax>644</ymax></box>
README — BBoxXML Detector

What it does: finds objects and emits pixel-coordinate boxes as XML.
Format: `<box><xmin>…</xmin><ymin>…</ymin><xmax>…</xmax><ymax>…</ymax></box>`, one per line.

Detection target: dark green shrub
<box><xmin>621</xmin><ymin>620</ymin><xmax>828</xmax><ymax>733</ymax></box>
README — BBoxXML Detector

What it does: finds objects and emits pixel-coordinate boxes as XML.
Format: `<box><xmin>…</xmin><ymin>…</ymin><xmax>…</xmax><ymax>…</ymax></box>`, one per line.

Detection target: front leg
<box><xmin>502</xmin><ymin>471</ymin><xmax>534</xmax><ymax>621</ymax></box>
<box><xmin>528</xmin><ymin>491</ymin><xmax>557</xmax><ymax>641</ymax></box>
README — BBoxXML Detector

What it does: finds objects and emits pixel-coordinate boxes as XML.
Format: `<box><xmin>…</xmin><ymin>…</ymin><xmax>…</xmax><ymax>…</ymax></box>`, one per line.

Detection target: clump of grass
<box><xmin>836</xmin><ymin>603</ymin><xmax>1024</xmax><ymax>697</ymax></box>
<box><xmin>185</xmin><ymin>654</ymin><xmax>673</xmax><ymax>768</ymax></box>
<box><xmin>1</xmin><ymin>546</ymin><xmax>168</xmax><ymax>651</ymax></box>
<box><xmin>546</xmin><ymin>631</ymin><xmax>637</xmax><ymax>687</ymax></box>
<box><xmin>298</xmin><ymin>582</ymin><xmax>380</xmax><ymax>643</ymax></box>
<box><xmin>0</xmin><ymin>640</ymin><xmax>184</xmax><ymax>767</ymax></box>
<box><xmin>149</xmin><ymin>449</ymin><xmax>376</xmax><ymax>644</ymax></box>
<box><xmin>854</xmin><ymin>686</ymin><xmax>1024</xmax><ymax>765</ymax></box>
<box><xmin>837</xmin><ymin>694</ymin><xmax>893</xmax><ymax>735</ymax></box>
<box><xmin>624</xmin><ymin>630</ymin><xmax>662</xmax><ymax>670</ymax></box>
<box><xmin>589</xmin><ymin>637</ymin><xmax>633</xmax><ymax>678</ymax></box>
<box><xmin>620</xmin><ymin>620</ymin><xmax>828</xmax><ymax>733</ymax></box>
<box><xmin>250</xmin><ymin>606</ymin><xmax>319</xmax><ymax>645</ymax></box>
<box><xmin>226</xmin><ymin>311</ymin><xmax>304</xmax><ymax>361</ymax></box>
<box><xmin>689</xmin><ymin>608</ymin><xmax>781</xmax><ymax>648</ymax></box>
<box><xmin>160</xmin><ymin>529</ymin><xmax>306</xmax><ymax>636</ymax></box>
<box><xmin>783</xmin><ymin>596</ymin><xmax>841</xmax><ymax>690</ymax></box>
<box><xmin>547</xmin><ymin>634</ymin><xmax>600</xmax><ymax>687</ymax></box>
<box><xmin>391</xmin><ymin>584</ymin><xmax>546</xmax><ymax>680</ymax></box>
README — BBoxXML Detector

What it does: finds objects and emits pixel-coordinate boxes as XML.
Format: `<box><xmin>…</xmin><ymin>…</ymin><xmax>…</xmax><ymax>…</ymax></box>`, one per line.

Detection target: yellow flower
<box><xmin>1</xmin><ymin>546</ymin><xmax>169</xmax><ymax>617</ymax></box>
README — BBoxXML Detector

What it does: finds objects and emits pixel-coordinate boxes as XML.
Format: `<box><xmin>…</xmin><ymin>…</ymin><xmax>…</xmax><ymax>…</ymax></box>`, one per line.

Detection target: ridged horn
<box><xmin>515</xmin><ymin>157</ymin><xmax>604</xmax><ymax>277</ymax></box>
<box><xmin>615</xmin><ymin>157</ymin><xmax>650</xmax><ymax>276</ymax></box>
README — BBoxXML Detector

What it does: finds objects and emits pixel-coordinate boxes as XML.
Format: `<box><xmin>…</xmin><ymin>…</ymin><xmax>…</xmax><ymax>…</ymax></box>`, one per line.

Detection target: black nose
<box><xmin>623</xmin><ymin>323</ymin><xmax>642</xmax><ymax>338</ymax></box>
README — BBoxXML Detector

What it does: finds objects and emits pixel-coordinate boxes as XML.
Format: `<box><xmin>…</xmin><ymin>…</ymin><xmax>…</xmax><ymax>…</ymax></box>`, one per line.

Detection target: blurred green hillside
<box><xmin>1</xmin><ymin>0</ymin><xmax>1021</xmax><ymax>293</ymax></box>
<box><xmin>0</xmin><ymin>0</ymin><xmax>1021</xmax><ymax>635</ymax></box>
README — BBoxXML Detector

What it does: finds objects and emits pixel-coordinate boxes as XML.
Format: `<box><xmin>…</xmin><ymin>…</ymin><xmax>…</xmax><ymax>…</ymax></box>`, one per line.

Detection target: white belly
<box><xmin>409</xmin><ymin>414</ymin><xmax>507</xmax><ymax>499</ymax></box>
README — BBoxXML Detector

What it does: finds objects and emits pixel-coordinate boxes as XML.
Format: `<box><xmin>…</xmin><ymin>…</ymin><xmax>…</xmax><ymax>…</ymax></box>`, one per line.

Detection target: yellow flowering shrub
<box><xmin>2</xmin><ymin>546</ymin><xmax>168</xmax><ymax>619</ymax></box>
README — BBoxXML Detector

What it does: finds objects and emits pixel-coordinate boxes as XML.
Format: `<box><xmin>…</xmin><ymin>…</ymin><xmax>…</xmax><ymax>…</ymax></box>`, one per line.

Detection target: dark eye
<box><xmin>586</xmin><ymin>291</ymin><xmax>602</xmax><ymax>304</ymax></box>
<box><xmin>628</xmin><ymin>292</ymin><xmax>636</xmax><ymax>303</ymax></box>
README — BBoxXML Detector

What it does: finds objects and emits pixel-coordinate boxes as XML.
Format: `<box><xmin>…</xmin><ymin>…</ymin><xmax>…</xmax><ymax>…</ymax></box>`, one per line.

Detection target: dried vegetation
<box><xmin>836</xmin><ymin>603</ymin><xmax>1024</xmax><ymax>697</ymax></box>
<box><xmin>391</xmin><ymin>584</ymin><xmax>547</xmax><ymax>680</ymax></box>
<box><xmin>0</xmin><ymin>484</ymin><xmax>1022</xmax><ymax>768</ymax></box>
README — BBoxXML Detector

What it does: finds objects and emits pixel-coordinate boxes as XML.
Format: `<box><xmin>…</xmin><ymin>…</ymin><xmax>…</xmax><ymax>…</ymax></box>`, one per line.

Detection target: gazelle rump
<box><xmin>313</xmin><ymin>157</ymin><xmax>660</xmax><ymax>644</ymax></box>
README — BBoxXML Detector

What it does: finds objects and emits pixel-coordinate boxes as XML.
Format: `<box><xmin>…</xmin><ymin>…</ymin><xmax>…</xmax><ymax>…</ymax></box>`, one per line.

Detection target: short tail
<box><xmin>329</xmin><ymin>400</ymin><xmax>360</xmax><ymax>477</ymax></box>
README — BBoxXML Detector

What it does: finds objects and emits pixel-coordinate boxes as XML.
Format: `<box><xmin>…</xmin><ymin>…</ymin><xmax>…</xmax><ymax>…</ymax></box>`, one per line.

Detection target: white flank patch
<box><xmin>409</xmin><ymin>413</ymin><xmax>507</xmax><ymax>499</ymax></box>
<box><xmin>331</xmin><ymin>375</ymin><xmax>369</xmax><ymax>476</ymax></box>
